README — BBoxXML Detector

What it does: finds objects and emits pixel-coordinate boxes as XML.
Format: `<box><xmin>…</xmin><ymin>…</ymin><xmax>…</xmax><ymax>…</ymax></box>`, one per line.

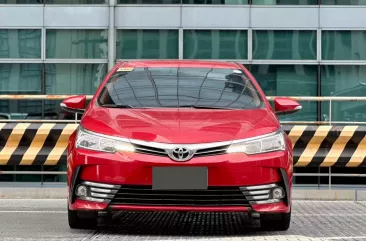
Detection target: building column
<box><xmin>108</xmin><ymin>0</ymin><xmax>116</xmax><ymax>70</ymax></box>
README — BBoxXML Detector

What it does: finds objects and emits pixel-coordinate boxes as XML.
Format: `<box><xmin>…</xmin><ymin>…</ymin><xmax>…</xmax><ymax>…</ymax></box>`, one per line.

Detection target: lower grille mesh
<box><xmin>110</xmin><ymin>185</ymin><xmax>249</xmax><ymax>207</ymax></box>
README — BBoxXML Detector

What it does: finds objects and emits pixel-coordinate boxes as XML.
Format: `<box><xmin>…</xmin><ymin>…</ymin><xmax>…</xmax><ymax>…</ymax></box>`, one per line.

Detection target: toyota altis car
<box><xmin>61</xmin><ymin>60</ymin><xmax>301</xmax><ymax>231</ymax></box>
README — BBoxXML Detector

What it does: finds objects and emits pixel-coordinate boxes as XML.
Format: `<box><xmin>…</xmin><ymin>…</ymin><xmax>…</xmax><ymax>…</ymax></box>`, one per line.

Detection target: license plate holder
<box><xmin>152</xmin><ymin>167</ymin><xmax>208</xmax><ymax>190</ymax></box>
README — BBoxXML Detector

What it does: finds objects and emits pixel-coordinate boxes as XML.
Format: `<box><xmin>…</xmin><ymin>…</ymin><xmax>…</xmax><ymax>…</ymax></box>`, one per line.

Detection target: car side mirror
<box><xmin>60</xmin><ymin>95</ymin><xmax>86</xmax><ymax>114</ymax></box>
<box><xmin>274</xmin><ymin>97</ymin><xmax>302</xmax><ymax>115</ymax></box>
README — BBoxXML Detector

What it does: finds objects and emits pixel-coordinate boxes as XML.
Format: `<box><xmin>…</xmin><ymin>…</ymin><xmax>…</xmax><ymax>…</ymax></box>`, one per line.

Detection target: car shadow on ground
<box><xmin>95</xmin><ymin>211</ymin><xmax>277</xmax><ymax>237</ymax></box>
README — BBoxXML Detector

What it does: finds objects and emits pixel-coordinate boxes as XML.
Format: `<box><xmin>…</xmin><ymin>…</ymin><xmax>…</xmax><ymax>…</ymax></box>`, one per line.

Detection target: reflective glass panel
<box><xmin>46</xmin><ymin>29</ymin><xmax>108</xmax><ymax>59</ymax></box>
<box><xmin>182</xmin><ymin>0</ymin><xmax>248</xmax><ymax>4</ymax></box>
<box><xmin>322</xmin><ymin>0</ymin><xmax>366</xmax><ymax>4</ymax></box>
<box><xmin>0</xmin><ymin>0</ymin><xmax>41</xmax><ymax>3</ymax></box>
<box><xmin>116</xmin><ymin>30</ymin><xmax>179</xmax><ymax>59</ymax></box>
<box><xmin>44</xmin><ymin>0</ymin><xmax>107</xmax><ymax>3</ymax></box>
<box><xmin>118</xmin><ymin>0</ymin><xmax>180</xmax><ymax>3</ymax></box>
<box><xmin>0</xmin><ymin>29</ymin><xmax>41</xmax><ymax>58</ymax></box>
<box><xmin>252</xmin><ymin>0</ymin><xmax>317</xmax><ymax>4</ymax></box>
<box><xmin>45</xmin><ymin>63</ymin><xmax>108</xmax><ymax>94</ymax></box>
<box><xmin>253</xmin><ymin>30</ymin><xmax>317</xmax><ymax>60</ymax></box>
<box><xmin>0</xmin><ymin>100</ymin><xmax>43</xmax><ymax>120</ymax></box>
<box><xmin>0</xmin><ymin>63</ymin><xmax>42</xmax><ymax>119</ymax></box>
<box><xmin>249</xmin><ymin>65</ymin><xmax>318</xmax><ymax>121</ymax></box>
<box><xmin>322</xmin><ymin>31</ymin><xmax>366</xmax><ymax>60</ymax></box>
<box><xmin>321</xmin><ymin>65</ymin><xmax>366</xmax><ymax>122</ymax></box>
<box><xmin>183</xmin><ymin>30</ymin><xmax>247</xmax><ymax>59</ymax></box>
<box><xmin>0</xmin><ymin>63</ymin><xmax>42</xmax><ymax>94</ymax></box>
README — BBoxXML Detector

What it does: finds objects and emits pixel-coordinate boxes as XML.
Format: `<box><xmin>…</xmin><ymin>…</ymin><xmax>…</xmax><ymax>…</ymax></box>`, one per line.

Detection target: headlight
<box><xmin>76</xmin><ymin>127</ymin><xmax>135</xmax><ymax>153</ymax></box>
<box><xmin>227</xmin><ymin>131</ymin><xmax>285</xmax><ymax>155</ymax></box>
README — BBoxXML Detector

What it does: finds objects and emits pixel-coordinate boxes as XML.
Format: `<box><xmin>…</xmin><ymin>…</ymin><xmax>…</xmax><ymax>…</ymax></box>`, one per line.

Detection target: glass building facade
<box><xmin>1</xmin><ymin>0</ymin><xmax>366</xmax><ymax>185</ymax></box>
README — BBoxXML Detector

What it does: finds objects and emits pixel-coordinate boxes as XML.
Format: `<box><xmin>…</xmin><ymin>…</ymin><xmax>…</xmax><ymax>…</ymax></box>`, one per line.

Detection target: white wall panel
<box><xmin>0</xmin><ymin>6</ymin><xmax>43</xmax><ymax>27</ymax></box>
<box><xmin>182</xmin><ymin>6</ymin><xmax>249</xmax><ymax>28</ymax></box>
<box><xmin>44</xmin><ymin>6</ymin><xmax>109</xmax><ymax>27</ymax></box>
<box><xmin>115</xmin><ymin>7</ymin><xmax>180</xmax><ymax>28</ymax></box>
<box><xmin>251</xmin><ymin>7</ymin><xmax>318</xmax><ymax>29</ymax></box>
<box><xmin>320</xmin><ymin>7</ymin><xmax>366</xmax><ymax>28</ymax></box>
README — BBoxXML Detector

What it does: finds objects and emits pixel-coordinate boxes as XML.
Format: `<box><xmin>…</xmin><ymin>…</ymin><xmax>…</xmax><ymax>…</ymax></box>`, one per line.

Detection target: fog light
<box><xmin>272</xmin><ymin>187</ymin><xmax>285</xmax><ymax>199</ymax></box>
<box><xmin>76</xmin><ymin>185</ymin><xmax>88</xmax><ymax>197</ymax></box>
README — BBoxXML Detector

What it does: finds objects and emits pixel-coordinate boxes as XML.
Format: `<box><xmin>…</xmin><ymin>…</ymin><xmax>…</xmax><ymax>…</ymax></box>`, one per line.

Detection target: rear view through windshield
<box><xmin>98</xmin><ymin>67</ymin><xmax>264</xmax><ymax>110</ymax></box>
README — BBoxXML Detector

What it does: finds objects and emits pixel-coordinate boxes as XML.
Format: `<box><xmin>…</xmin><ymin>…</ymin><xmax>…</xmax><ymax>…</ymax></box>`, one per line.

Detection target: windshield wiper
<box><xmin>100</xmin><ymin>104</ymin><xmax>134</xmax><ymax>108</ymax></box>
<box><xmin>177</xmin><ymin>105</ymin><xmax>234</xmax><ymax>110</ymax></box>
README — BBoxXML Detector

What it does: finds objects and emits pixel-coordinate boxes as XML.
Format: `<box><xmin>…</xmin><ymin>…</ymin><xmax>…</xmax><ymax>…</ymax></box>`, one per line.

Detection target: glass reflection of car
<box><xmin>61</xmin><ymin>60</ymin><xmax>301</xmax><ymax>231</ymax></box>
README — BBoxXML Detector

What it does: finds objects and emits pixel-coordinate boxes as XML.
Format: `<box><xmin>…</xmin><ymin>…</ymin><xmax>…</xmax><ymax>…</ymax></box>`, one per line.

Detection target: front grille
<box><xmin>195</xmin><ymin>145</ymin><xmax>230</xmax><ymax>157</ymax></box>
<box><xmin>134</xmin><ymin>144</ymin><xmax>166</xmax><ymax>156</ymax></box>
<box><xmin>110</xmin><ymin>185</ymin><xmax>249</xmax><ymax>207</ymax></box>
<box><xmin>133</xmin><ymin>143</ymin><xmax>229</xmax><ymax>159</ymax></box>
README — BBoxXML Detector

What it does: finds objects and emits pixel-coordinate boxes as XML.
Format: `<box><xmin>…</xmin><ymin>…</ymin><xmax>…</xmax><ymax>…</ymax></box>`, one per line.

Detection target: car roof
<box><xmin>117</xmin><ymin>60</ymin><xmax>240</xmax><ymax>69</ymax></box>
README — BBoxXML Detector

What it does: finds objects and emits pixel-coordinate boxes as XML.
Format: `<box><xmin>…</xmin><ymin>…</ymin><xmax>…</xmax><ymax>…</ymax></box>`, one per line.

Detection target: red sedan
<box><xmin>61</xmin><ymin>60</ymin><xmax>301</xmax><ymax>231</ymax></box>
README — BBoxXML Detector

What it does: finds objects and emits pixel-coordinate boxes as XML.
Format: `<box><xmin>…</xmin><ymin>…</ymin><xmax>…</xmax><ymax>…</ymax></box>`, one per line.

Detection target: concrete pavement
<box><xmin>0</xmin><ymin>199</ymin><xmax>366</xmax><ymax>240</ymax></box>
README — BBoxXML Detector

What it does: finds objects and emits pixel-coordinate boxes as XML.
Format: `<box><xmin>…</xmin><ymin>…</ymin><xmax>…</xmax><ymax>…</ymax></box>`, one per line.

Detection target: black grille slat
<box><xmin>194</xmin><ymin>150</ymin><xmax>227</xmax><ymax>157</ymax></box>
<box><xmin>115</xmin><ymin>193</ymin><xmax>244</xmax><ymax>198</ymax></box>
<box><xmin>135</xmin><ymin>150</ymin><xmax>166</xmax><ymax>156</ymax></box>
<box><xmin>116</xmin><ymin>188</ymin><xmax>241</xmax><ymax>194</ymax></box>
<box><xmin>134</xmin><ymin>144</ymin><xmax>166</xmax><ymax>157</ymax></box>
<box><xmin>111</xmin><ymin>199</ymin><xmax>247</xmax><ymax>206</ymax></box>
<box><xmin>134</xmin><ymin>147</ymin><xmax>166</xmax><ymax>155</ymax></box>
<box><xmin>196</xmin><ymin>145</ymin><xmax>230</xmax><ymax>154</ymax></box>
<box><xmin>110</xmin><ymin>185</ymin><xmax>249</xmax><ymax>207</ymax></box>
<box><xmin>110</xmin><ymin>202</ymin><xmax>246</xmax><ymax>206</ymax></box>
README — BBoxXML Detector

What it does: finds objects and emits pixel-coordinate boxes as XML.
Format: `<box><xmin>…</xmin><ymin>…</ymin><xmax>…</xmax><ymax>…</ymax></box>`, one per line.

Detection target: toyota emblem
<box><xmin>167</xmin><ymin>147</ymin><xmax>195</xmax><ymax>162</ymax></box>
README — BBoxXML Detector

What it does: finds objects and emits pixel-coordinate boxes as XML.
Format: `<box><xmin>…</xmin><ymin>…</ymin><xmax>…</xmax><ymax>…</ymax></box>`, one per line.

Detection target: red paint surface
<box><xmin>67</xmin><ymin>60</ymin><xmax>293</xmax><ymax>215</ymax></box>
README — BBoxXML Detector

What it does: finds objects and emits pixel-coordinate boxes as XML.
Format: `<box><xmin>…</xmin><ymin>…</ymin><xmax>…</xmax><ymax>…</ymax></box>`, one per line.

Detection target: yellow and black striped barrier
<box><xmin>0</xmin><ymin>123</ymin><xmax>78</xmax><ymax>166</ymax></box>
<box><xmin>283</xmin><ymin>125</ymin><xmax>366</xmax><ymax>168</ymax></box>
<box><xmin>0</xmin><ymin>123</ymin><xmax>365</xmax><ymax>167</ymax></box>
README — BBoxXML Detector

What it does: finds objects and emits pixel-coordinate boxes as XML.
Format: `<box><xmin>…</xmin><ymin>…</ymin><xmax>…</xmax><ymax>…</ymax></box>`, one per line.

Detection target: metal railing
<box><xmin>266</xmin><ymin>96</ymin><xmax>366</xmax><ymax>125</ymax></box>
<box><xmin>0</xmin><ymin>95</ymin><xmax>365</xmax><ymax>188</ymax></box>
<box><xmin>0</xmin><ymin>95</ymin><xmax>366</xmax><ymax>124</ymax></box>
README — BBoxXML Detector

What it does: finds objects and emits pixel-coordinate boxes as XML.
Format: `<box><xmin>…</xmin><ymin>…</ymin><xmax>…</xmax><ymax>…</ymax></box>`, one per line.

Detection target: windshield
<box><xmin>97</xmin><ymin>67</ymin><xmax>264</xmax><ymax>110</ymax></box>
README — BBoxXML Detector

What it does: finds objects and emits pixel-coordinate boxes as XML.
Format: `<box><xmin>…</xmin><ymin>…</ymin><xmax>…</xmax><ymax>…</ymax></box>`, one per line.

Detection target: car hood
<box><xmin>81</xmin><ymin>107</ymin><xmax>280</xmax><ymax>144</ymax></box>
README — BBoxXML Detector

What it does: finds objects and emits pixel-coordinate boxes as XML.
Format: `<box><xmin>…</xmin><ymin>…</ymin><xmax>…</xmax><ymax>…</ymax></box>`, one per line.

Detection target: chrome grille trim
<box><xmin>78</xmin><ymin>196</ymin><xmax>110</xmax><ymax>203</ymax></box>
<box><xmin>245</xmin><ymin>194</ymin><xmax>270</xmax><ymax>201</ymax></box>
<box><xmin>130</xmin><ymin>139</ymin><xmax>232</xmax><ymax>151</ymax></box>
<box><xmin>240</xmin><ymin>184</ymin><xmax>278</xmax><ymax>191</ymax></box>
<box><xmin>82</xmin><ymin>181</ymin><xmax>121</xmax><ymax>189</ymax></box>
<box><xmin>90</xmin><ymin>192</ymin><xmax>115</xmax><ymax>199</ymax></box>
<box><xmin>76</xmin><ymin>181</ymin><xmax>121</xmax><ymax>203</ymax></box>
<box><xmin>90</xmin><ymin>187</ymin><xmax>118</xmax><ymax>194</ymax></box>
<box><xmin>76</xmin><ymin>181</ymin><xmax>286</xmax><ymax>207</ymax></box>
<box><xmin>131</xmin><ymin>140</ymin><xmax>231</xmax><ymax>159</ymax></box>
<box><xmin>242</xmin><ymin>190</ymin><xmax>270</xmax><ymax>195</ymax></box>
<box><xmin>254</xmin><ymin>199</ymin><xmax>282</xmax><ymax>205</ymax></box>
<box><xmin>240</xmin><ymin>183</ymin><xmax>285</xmax><ymax>205</ymax></box>
<box><xmin>133</xmin><ymin>144</ymin><xmax>166</xmax><ymax>155</ymax></box>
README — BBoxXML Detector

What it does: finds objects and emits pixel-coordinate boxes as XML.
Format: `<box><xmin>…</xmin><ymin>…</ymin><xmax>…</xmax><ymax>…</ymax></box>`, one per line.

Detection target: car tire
<box><xmin>260</xmin><ymin>211</ymin><xmax>291</xmax><ymax>231</ymax></box>
<box><xmin>68</xmin><ymin>207</ymin><xmax>98</xmax><ymax>229</ymax></box>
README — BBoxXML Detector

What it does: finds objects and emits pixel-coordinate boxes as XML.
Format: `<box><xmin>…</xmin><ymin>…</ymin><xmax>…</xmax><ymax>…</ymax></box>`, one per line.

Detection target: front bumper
<box><xmin>68</xmin><ymin>148</ymin><xmax>292</xmax><ymax>214</ymax></box>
